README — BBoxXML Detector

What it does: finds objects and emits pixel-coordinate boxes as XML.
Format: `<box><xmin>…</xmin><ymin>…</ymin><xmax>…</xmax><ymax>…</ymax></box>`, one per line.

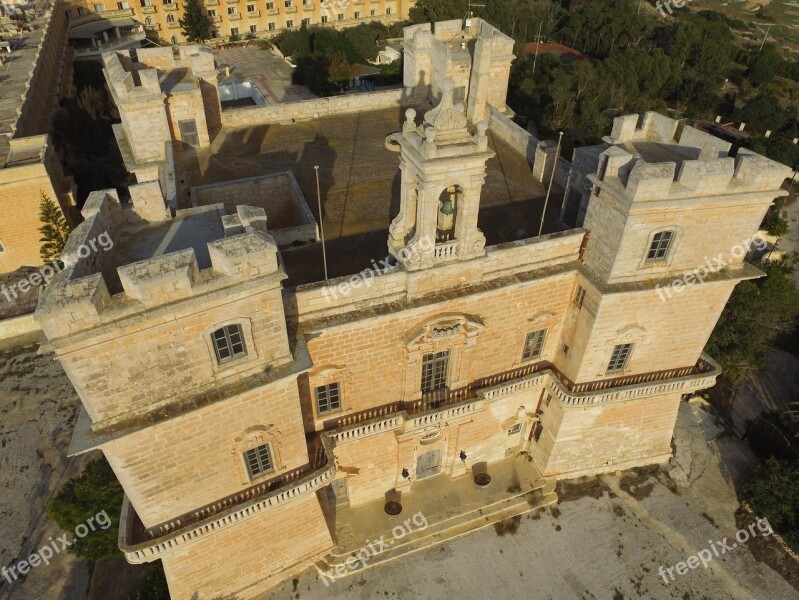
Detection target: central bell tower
<box><xmin>388</xmin><ymin>78</ymin><xmax>494</xmax><ymax>270</ymax></box>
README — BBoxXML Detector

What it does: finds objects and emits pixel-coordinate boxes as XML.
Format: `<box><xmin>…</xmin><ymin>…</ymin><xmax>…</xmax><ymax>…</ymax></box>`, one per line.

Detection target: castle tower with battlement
<box><xmin>34</xmin><ymin>18</ymin><xmax>793</xmax><ymax>600</ymax></box>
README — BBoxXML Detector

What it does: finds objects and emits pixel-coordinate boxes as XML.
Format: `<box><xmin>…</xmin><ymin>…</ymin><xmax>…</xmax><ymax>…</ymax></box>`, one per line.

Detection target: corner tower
<box><xmin>387</xmin><ymin>78</ymin><xmax>494</xmax><ymax>270</ymax></box>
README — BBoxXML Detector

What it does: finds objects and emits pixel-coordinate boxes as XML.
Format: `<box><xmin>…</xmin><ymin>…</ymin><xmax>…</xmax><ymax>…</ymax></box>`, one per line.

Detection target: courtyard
<box><xmin>176</xmin><ymin>107</ymin><xmax>565</xmax><ymax>286</ymax></box>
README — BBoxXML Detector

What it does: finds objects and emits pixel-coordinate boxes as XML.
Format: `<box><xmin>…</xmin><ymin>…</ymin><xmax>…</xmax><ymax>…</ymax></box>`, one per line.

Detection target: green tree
<box><xmin>705</xmin><ymin>257</ymin><xmax>799</xmax><ymax>386</ymax></box>
<box><xmin>179</xmin><ymin>0</ymin><xmax>212</xmax><ymax>43</ymax></box>
<box><xmin>296</xmin><ymin>22</ymin><xmax>311</xmax><ymax>58</ymax></box>
<box><xmin>742</xmin><ymin>457</ymin><xmax>799</xmax><ymax>551</ymax></box>
<box><xmin>45</xmin><ymin>458</ymin><xmax>124</xmax><ymax>562</ymax></box>
<box><xmin>761</xmin><ymin>198</ymin><xmax>789</xmax><ymax>237</ymax></box>
<box><xmin>129</xmin><ymin>563</ymin><xmax>170</xmax><ymax>600</ymax></box>
<box><xmin>343</xmin><ymin>23</ymin><xmax>382</xmax><ymax>62</ymax></box>
<box><xmin>38</xmin><ymin>192</ymin><xmax>72</xmax><ymax>263</ymax></box>
<box><xmin>738</xmin><ymin>95</ymin><xmax>788</xmax><ymax>132</ymax></box>
<box><xmin>747</xmin><ymin>44</ymin><xmax>783</xmax><ymax>86</ymax></box>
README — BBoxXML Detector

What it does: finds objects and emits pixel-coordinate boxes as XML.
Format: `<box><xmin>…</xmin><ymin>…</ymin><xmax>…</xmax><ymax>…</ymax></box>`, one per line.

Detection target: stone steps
<box><xmin>318</xmin><ymin>480</ymin><xmax>557</xmax><ymax>578</ymax></box>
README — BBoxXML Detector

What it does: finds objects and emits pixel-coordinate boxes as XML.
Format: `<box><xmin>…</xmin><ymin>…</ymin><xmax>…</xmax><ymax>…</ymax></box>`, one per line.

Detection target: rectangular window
<box><xmin>250</xmin><ymin>24</ymin><xmax>257</xmax><ymax>32</ymax></box>
<box><xmin>315</xmin><ymin>383</ymin><xmax>341</xmax><ymax>414</ymax></box>
<box><xmin>301</xmin><ymin>17</ymin><xmax>310</xmax><ymax>25</ymax></box>
<box><xmin>337</xmin><ymin>12</ymin><xmax>343</xmax><ymax>20</ymax></box>
<box><xmin>212</xmin><ymin>29</ymin><xmax>220</xmax><ymax>37</ymax></box>
<box><xmin>117</xmin><ymin>1</ymin><xmax>129</xmax><ymax>8</ymax></box>
<box><xmin>208</xmin><ymin>9</ymin><xmax>216</xmax><ymax>15</ymax></box>
<box><xmin>140</xmin><ymin>0</ymin><xmax>151</xmax><ymax>6</ymax></box>
<box><xmin>320</xmin><ymin>14</ymin><xmax>328</xmax><ymax>22</ymax></box>
<box><xmin>286</xmin><ymin>19</ymin><xmax>293</xmax><ymax>27</ymax></box>
<box><xmin>370</xmin><ymin>8</ymin><xmax>375</xmax><ymax>15</ymax></box>
<box><xmin>266</xmin><ymin>1</ymin><xmax>274</xmax><ymax>8</ymax></box>
<box><xmin>93</xmin><ymin>4</ymin><xmax>106</xmax><ymax>11</ymax></box>
<box><xmin>607</xmin><ymin>343</ymin><xmax>633</xmax><ymax>374</ymax></box>
<box><xmin>508</xmin><ymin>423</ymin><xmax>523</xmax><ymax>435</ymax></box>
<box><xmin>244</xmin><ymin>444</ymin><xmax>273</xmax><ymax>479</ymax></box>
<box><xmin>573</xmin><ymin>285</ymin><xmax>586</xmax><ymax>309</ymax></box>
<box><xmin>228</xmin><ymin>6</ymin><xmax>237</xmax><ymax>13</ymax></box>
<box><xmin>421</xmin><ymin>350</ymin><xmax>449</xmax><ymax>394</ymax></box>
<box><xmin>268</xmin><ymin>21</ymin><xmax>276</xmax><ymax>29</ymax></box>
<box><xmin>386</xmin><ymin>6</ymin><xmax>391</xmax><ymax>14</ymax></box>
<box><xmin>230</xmin><ymin>26</ymin><xmax>239</xmax><ymax>34</ymax></box>
<box><xmin>247</xmin><ymin>3</ymin><xmax>255</xmax><ymax>10</ymax></box>
<box><xmin>522</xmin><ymin>329</ymin><xmax>547</xmax><ymax>361</ymax></box>
<box><xmin>162</xmin><ymin>0</ymin><xmax>173</xmax><ymax>4</ymax></box>
<box><xmin>647</xmin><ymin>231</ymin><xmax>673</xmax><ymax>261</ymax></box>
<box><xmin>78</xmin><ymin>7</ymin><xmax>87</xmax><ymax>14</ymax></box>
<box><xmin>212</xmin><ymin>324</ymin><xmax>246</xmax><ymax>363</ymax></box>
<box><xmin>65</xmin><ymin>9</ymin><xmax>74</xmax><ymax>18</ymax></box>
<box><xmin>284</xmin><ymin>0</ymin><xmax>292</xmax><ymax>5</ymax></box>
<box><xmin>354</xmin><ymin>10</ymin><xmax>360</xmax><ymax>18</ymax></box>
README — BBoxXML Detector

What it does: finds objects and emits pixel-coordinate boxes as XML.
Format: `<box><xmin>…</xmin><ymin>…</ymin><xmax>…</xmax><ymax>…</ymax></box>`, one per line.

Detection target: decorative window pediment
<box><xmin>404</xmin><ymin>313</ymin><xmax>485</xmax><ymax>351</ymax></box>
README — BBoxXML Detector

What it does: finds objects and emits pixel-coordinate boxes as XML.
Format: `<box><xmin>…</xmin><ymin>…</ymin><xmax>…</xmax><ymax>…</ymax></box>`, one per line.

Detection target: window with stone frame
<box><xmin>286</xmin><ymin>19</ymin><xmax>293</xmax><ymax>27</ymax></box>
<box><xmin>243</xmin><ymin>443</ymin><xmax>273</xmax><ymax>479</ymax></box>
<box><xmin>646</xmin><ymin>230</ymin><xmax>674</xmax><ymax>261</ymax></box>
<box><xmin>521</xmin><ymin>329</ymin><xmax>547</xmax><ymax>361</ymax></box>
<box><xmin>421</xmin><ymin>350</ymin><xmax>450</xmax><ymax>394</ymax></box>
<box><xmin>573</xmin><ymin>285</ymin><xmax>586</xmax><ymax>309</ymax></box>
<box><xmin>607</xmin><ymin>343</ymin><xmax>633</xmax><ymax>374</ymax></box>
<box><xmin>211</xmin><ymin>324</ymin><xmax>247</xmax><ymax>364</ymax></box>
<box><xmin>315</xmin><ymin>382</ymin><xmax>341</xmax><ymax>414</ymax></box>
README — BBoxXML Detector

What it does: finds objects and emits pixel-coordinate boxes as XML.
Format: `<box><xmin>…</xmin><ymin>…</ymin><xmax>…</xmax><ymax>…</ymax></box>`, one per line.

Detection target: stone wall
<box><xmin>286</xmin><ymin>229</ymin><xmax>586</xmax><ymax>322</ymax></box>
<box><xmin>535</xmin><ymin>390</ymin><xmax>682</xmax><ymax>478</ymax></box>
<box><xmin>222</xmin><ymin>89</ymin><xmax>405</xmax><ymax>128</ymax></box>
<box><xmin>0</xmin><ymin>314</ymin><xmax>40</xmax><ymax>341</ymax></box>
<box><xmin>103</xmin><ymin>376</ymin><xmax>310</xmax><ymax>527</ymax></box>
<box><xmin>0</xmin><ymin>138</ymin><xmax>73</xmax><ymax>272</ymax></box>
<box><xmin>191</xmin><ymin>172</ymin><xmax>318</xmax><ymax>245</ymax></box>
<box><xmin>161</xmin><ymin>492</ymin><xmax>332</xmax><ymax>600</ymax></box>
<box><xmin>487</xmin><ymin>106</ymin><xmax>570</xmax><ymax>188</ymax></box>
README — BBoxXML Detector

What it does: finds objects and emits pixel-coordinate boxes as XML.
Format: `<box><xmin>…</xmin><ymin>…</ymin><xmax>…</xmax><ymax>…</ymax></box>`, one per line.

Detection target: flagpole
<box><xmin>315</xmin><ymin>165</ymin><xmax>329</xmax><ymax>284</ymax></box>
<box><xmin>538</xmin><ymin>131</ymin><xmax>563</xmax><ymax>237</ymax></box>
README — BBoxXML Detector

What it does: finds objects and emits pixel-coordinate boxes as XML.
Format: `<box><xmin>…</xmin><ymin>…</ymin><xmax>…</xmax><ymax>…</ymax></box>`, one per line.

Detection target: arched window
<box><xmin>211</xmin><ymin>324</ymin><xmax>246</xmax><ymax>364</ymax></box>
<box><xmin>145</xmin><ymin>16</ymin><xmax>153</xmax><ymax>25</ymax></box>
<box><xmin>170</xmin><ymin>35</ymin><xmax>179</xmax><ymax>44</ymax></box>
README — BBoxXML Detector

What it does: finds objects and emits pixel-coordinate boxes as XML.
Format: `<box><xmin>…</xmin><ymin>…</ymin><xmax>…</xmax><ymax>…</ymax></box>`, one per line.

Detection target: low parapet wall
<box><xmin>222</xmin><ymin>89</ymin><xmax>405</xmax><ymax>128</ymax></box>
<box><xmin>487</xmin><ymin>106</ymin><xmax>570</xmax><ymax>188</ymax></box>
<box><xmin>286</xmin><ymin>229</ymin><xmax>586</xmax><ymax>322</ymax></box>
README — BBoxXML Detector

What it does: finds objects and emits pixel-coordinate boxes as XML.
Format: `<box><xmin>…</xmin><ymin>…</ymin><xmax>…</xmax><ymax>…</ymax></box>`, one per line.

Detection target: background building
<box><xmin>62</xmin><ymin>0</ymin><xmax>417</xmax><ymax>45</ymax></box>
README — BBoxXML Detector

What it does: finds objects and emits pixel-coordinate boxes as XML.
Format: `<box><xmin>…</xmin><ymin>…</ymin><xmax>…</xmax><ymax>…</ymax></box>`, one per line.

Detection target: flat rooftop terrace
<box><xmin>102</xmin><ymin>205</ymin><xmax>225</xmax><ymax>295</ymax></box>
<box><xmin>176</xmin><ymin>106</ymin><xmax>565</xmax><ymax>287</ymax></box>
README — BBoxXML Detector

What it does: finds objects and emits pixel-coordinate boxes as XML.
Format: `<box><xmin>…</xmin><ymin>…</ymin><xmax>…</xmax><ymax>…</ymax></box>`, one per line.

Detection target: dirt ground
<box><xmin>0</xmin><ymin>338</ymin><xmax>91</xmax><ymax>600</ymax></box>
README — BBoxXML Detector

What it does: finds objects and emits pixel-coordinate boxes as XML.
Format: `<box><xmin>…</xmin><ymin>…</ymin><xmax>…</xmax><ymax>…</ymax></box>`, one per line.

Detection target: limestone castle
<box><xmin>34</xmin><ymin>18</ymin><xmax>790</xmax><ymax>600</ymax></box>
